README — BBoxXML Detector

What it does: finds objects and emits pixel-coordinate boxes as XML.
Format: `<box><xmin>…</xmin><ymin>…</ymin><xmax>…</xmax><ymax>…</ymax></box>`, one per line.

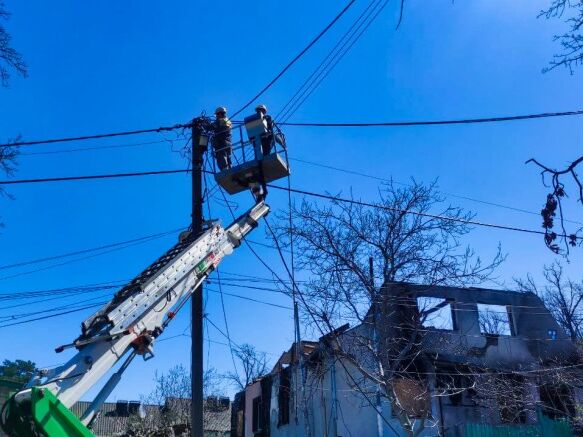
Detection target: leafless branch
<box><xmin>0</xmin><ymin>135</ymin><xmax>19</xmax><ymax>230</ymax></box>
<box><xmin>0</xmin><ymin>2</ymin><xmax>26</xmax><ymax>87</ymax></box>
<box><xmin>526</xmin><ymin>157</ymin><xmax>583</xmax><ymax>254</ymax></box>
<box><xmin>223</xmin><ymin>343</ymin><xmax>269</xmax><ymax>391</ymax></box>
<box><xmin>540</xmin><ymin>0</ymin><xmax>583</xmax><ymax>73</ymax></box>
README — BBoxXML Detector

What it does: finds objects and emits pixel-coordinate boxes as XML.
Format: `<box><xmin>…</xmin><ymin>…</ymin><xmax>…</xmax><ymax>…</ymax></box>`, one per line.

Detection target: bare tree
<box><xmin>516</xmin><ymin>261</ymin><xmax>583</xmax><ymax>341</ymax></box>
<box><xmin>224</xmin><ymin>343</ymin><xmax>269</xmax><ymax>391</ymax></box>
<box><xmin>0</xmin><ymin>1</ymin><xmax>26</xmax><ymax>87</ymax></box>
<box><xmin>540</xmin><ymin>0</ymin><xmax>583</xmax><ymax>73</ymax></box>
<box><xmin>272</xmin><ymin>180</ymin><xmax>504</xmax><ymax>436</ymax></box>
<box><xmin>125</xmin><ymin>364</ymin><xmax>225</xmax><ymax>436</ymax></box>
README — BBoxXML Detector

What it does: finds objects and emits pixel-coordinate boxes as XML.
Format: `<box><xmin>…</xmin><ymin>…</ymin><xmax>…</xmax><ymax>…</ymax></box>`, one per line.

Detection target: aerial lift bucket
<box><xmin>213</xmin><ymin>113</ymin><xmax>290</xmax><ymax>195</ymax></box>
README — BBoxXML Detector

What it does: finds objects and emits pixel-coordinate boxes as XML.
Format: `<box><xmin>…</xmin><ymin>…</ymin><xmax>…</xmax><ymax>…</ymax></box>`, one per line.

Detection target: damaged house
<box><xmin>232</xmin><ymin>283</ymin><xmax>581</xmax><ymax>436</ymax></box>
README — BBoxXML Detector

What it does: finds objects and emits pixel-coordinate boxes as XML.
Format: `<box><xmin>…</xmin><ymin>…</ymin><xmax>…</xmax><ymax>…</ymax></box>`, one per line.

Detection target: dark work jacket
<box><xmin>263</xmin><ymin>114</ymin><xmax>275</xmax><ymax>144</ymax></box>
<box><xmin>264</xmin><ymin>114</ymin><xmax>274</xmax><ymax>133</ymax></box>
<box><xmin>211</xmin><ymin>117</ymin><xmax>232</xmax><ymax>149</ymax></box>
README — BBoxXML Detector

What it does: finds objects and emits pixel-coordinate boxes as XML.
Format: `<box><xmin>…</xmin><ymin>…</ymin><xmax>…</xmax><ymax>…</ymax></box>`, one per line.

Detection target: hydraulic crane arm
<box><xmin>1</xmin><ymin>201</ymin><xmax>270</xmax><ymax>436</ymax></box>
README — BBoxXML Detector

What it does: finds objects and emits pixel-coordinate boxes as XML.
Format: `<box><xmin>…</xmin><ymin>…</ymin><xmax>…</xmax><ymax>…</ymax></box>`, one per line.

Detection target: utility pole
<box><xmin>329</xmin><ymin>351</ymin><xmax>338</xmax><ymax>437</ymax></box>
<box><xmin>191</xmin><ymin>120</ymin><xmax>205</xmax><ymax>437</ymax></box>
<box><xmin>370</xmin><ymin>256</ymin><xmax>384</xmax><ymax>437</ymax></box>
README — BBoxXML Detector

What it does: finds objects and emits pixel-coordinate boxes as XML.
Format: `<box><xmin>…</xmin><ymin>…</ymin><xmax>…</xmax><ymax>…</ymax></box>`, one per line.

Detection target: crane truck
<box><xmin>0</xmin><ymin>111</ymin><xmax>289</xmax><ymax>436</ymax></box>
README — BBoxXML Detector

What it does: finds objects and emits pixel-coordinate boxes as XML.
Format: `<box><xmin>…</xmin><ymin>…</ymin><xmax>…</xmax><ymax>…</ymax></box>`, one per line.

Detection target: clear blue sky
<box><xmin>1</xmin><ymin>0</ymin><xmax>582</xmax><ymax>401</ymax></box>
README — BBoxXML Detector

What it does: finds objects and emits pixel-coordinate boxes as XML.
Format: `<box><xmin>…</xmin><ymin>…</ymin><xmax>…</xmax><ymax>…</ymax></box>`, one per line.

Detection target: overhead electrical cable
<box><xmin>204</xmin><ymin>317</ymin><xmax>242</xmax><ymax>351</ymax></box>
<box><xmin>0</xmin><ymin>281</ymin><xmax>126</xmax><ymax>300</ymax></box>
<box><xmin>0</xmin><ymin>295</ymin><xmax>109</xmax><ymax>321</ymax></box>
<box><xmin>289</xmin><ymin>156</ymin><xmax>583</xmax><ymax>225</ymax></box>
<box><xmin>0</xmin><ymin>275</ymin><xmax>560</xmax><ymax>312</ymax></box>
<box><xmin>0</xmin><ymin>229</ymin><xmax>183</xmax><ymax>282</ymax></box>
<box><xmin>20</xmin><ymin>139</ymin><xmax>169</xmax><ymax>156</ymax></box>
<box><xmin>0</xmin><ymin>169</ymin><xmax>190</xmax><ymax>185</ymax></box>
<box><xmin>206</xmin><ymin>288</ymin><xmax>293</xmax><ymax>310</ymax></box>
<box><xmin>1</xmin><ymin>169</ymin><xmax>576</xmax><ymax>240</ymax></box>
<box><xmin>266</xmin><ymin>184</ymin><xmax>580</xmax><ymax>240</ymax></box>
<box><xmin>231</xmin><ymin>0</ymin><xmax>357</xmax><ymax>118</ymax></box>
<box><xmin>3</xmin><ymin>107</ymin><xmax>583</xmax><ymax>152</ymax></box>
<box><xmin>0</xmin><ymin>289</ymin><xmax>113</xmax><ymax>311</ymax></box>
<box><xmin>1</xmin><ymin>123</ymin><xmax>192</xmax><ymax>148</ymax></box>
<box><xmin>0</xmin><ymin>229</ymin><xmax>181</xmax><ymax>271</ymax></box>
<box><xmin>279</xmin><ymin>109</ymin><xmax>583</xmax><ymax>127</ymax></box>
<box><xmin>0</xmin><ymin>302</ymin><xmax>105</xmax><ymax>329</ymax></box>
<box><xmin>276</xmin><ymin>0</ymin><xmax>381</xmax><ymax>120</ymax></box>
<box><xmin>279</xmin><ymin>0</ymin><xmax>391</xmax><ymax>123</ymax></box>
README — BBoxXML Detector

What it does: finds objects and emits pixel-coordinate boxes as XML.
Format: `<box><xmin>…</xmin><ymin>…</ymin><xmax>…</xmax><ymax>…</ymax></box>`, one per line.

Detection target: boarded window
<box><xmin>252</xmin><ymin>396</ymin><xmax>263</xmax><ymax>433</ymax></box>
<box><xmin>278</xmin><ymin>367</ymin><xmax>291</xmax><ymax>426</ymax></box>
<box><xmin>477</xmin><ymin>304</ymin><xmax>512</xmax><ymax>336</ymax></box>
<box><xmin>417</xmin><ymin>297</ymin><xmax>455</xmax><ymax>330</ymax></box>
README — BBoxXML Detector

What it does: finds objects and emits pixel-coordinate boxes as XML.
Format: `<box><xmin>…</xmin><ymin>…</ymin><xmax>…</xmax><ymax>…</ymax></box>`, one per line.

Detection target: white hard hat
<box><xmin>255</xmin><ymin>104</ymin><xmax>267</xmax><ymax>113</ymax></box>
<box><xmin>215</xmin><ymin>106</ymin><xmax>227</xmax><ymax>115</ymax></box>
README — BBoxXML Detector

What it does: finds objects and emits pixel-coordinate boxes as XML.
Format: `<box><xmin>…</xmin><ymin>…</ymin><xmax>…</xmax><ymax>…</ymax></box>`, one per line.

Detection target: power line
<box><xmin>206</xmin><ymin>287</ymin><xmax>293</xmax><ymax>310</ymax></box>
<box><xmin>20</xmin><ymin>139</ymin><xmax>169</xmax><ymax>156</ymax></box>
<box><xmin>278</xmin><ymin>109</ymin><xmax>583</xmax><ymax>127</ymax></box>
<box><xmin>0</xmin><ymin>229</ymin><xmax>181</xmax><ymax>271</ymax></box>
<box><xmin>0</xmin><ymin>302</ymin><xmax>105</xmax><ymax>329</ymax></box>
<box><xmin>289</xmin><ymin>156</ymin><xmax>583</xmax><ymax>225</ymax></box>
<box><xmin>3</xmin><ymin>106</ymin><xmax>582</xmax><ymax>156</ymax></box>
<box><xmin>0</xmin><ymin>280</ymin><xmax>126</xmax><ymax>300</ymax></box>
<box><xmin>0</xmin><ymin>230</ymin><xmax>182</xmax><ymax>282</ymax></box>
<box><xmin>11</xmin><ymin>123</ymin><xmax>561</xmax><ymax>226</ymax></box>
<box><xmin>276</xmin><ymin>0</ymin><xmax>382</xmax><ymax>121</ymax></box>
<box><xmin>231</xmin><ymin>0</ymin><xmax>356</xmax><ymax>118</ymax></box>
<box><xmin>0</xmin><ymin>273</ymin><xmax>562</xmax><ymax>312</ymax></box>
<box><xmin>2</xmin><ymin>168</ymin><xmax>575</xmax><ymax>240</ymax></box>
<box><xmin>279</xmin><ymin>0</ymin><xmax>390</xmax><ymax>123</ymax></box>
<box><xmin>0</xmin><ymin>169</ymin><xmax>189</xmax><ymax>185</ymax></box>
<box><xmin>1</xmin><ymin>123</ymin><xmax>191</xmax><ymax>148</ymax></box>
<box><xmin>204</xmin><ymin>317</ymin><xmax>242</xmax><ymax>351</ymax></box>
<box><xmin>0</xmin><ymin>295</ymin><xmax>109</xmax><ymax>321</ymax></box>
<box><xmin>4</xmin><ymin>107</ymin><xmax>583</xmax><ymax>153</ymax></box>
<box><xmin>266</xmin><ymin>183</ymin><xmax>579</xmax><ymax>240</ymax></box>
<box><xmin>0</xmin><ymin>288</ymin><xmax>113</xmax><ymax>311</ymax></box>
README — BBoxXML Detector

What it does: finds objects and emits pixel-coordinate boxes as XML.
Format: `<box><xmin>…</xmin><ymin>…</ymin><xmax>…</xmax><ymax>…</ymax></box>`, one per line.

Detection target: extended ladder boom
<box><xmin>2</xmin><ymin>201</ymin><xmax>270</xmax><ymax>436</ymax></box>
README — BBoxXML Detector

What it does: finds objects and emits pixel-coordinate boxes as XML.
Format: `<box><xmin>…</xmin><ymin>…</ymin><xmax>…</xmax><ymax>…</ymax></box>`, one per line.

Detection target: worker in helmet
<box><xmin>211</xmin><ymin>106</ymin><xmax>233</xmax><ymax>171</ymax></box>
<box><xmin>255</xmin><ymin>104</ymin><xmax>282</xmax><ymax>156</ymax></box>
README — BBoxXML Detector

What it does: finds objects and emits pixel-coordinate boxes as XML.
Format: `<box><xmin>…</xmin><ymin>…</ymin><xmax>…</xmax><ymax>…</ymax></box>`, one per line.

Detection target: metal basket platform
<box><xmin>214</xmin><ymin>152</ymin><xmax>290</xmax><ymax>195</ymax></box>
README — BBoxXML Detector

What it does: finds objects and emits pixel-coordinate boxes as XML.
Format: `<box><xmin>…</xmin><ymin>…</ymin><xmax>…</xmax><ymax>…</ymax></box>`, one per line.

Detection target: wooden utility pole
<box><xmin>191</xmin><ymin>120</ymin><xmax>205</xmax><ymax>437</ymax></box>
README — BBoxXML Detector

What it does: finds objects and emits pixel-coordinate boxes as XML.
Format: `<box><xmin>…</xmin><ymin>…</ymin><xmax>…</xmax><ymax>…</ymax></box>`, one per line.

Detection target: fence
<box><xmin>462</xmin><ymin>413</ymin><xmax>572</xmax><ymax>437</ymax></box>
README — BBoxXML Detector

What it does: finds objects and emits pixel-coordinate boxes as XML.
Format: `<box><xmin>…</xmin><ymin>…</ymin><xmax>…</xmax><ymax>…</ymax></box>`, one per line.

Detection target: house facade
<box><xmin>233</xmin><ymin>283</ymin><xmax>581</xmax><ymax>436</ymax></box>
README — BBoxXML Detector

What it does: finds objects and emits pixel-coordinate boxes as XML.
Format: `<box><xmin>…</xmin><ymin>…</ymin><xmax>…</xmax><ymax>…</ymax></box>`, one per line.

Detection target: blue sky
<box><xmin>1</xmin><ymin>0</ymin><xmax>582</xmax><ymax>401</ymax></box>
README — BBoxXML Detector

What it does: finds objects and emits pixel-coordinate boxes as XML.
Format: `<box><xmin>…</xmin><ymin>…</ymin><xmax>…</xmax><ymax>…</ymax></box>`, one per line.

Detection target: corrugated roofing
<box><xmin>71</xmin><ymin>398</ymin><xmax>231</xmax><ymax>436</ymax></box>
